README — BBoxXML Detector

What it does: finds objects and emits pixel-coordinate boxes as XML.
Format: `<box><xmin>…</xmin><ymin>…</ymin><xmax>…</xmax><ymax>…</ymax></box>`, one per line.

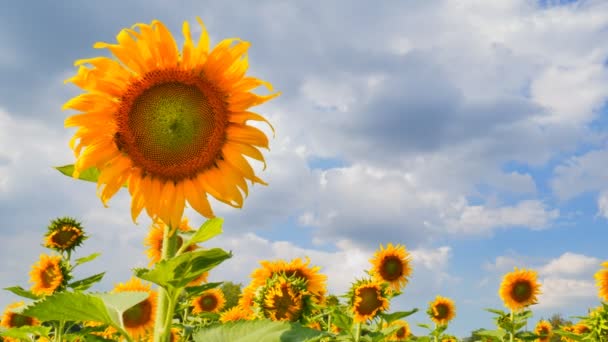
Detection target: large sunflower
<box><xmin>427</xmin><ymin>295</ymin><xmax>456</xmax><ymax>325</ymax></box>
<box><xmin>595</xmin><ymin>261</ymin><xmax>608</xmax><ymax>302</ymax></box>
<box><xmin>349</xmin><ymin>279</ymin><xmax>390</xmax><ymax>323</ymax></box>
<box><xmin>29</xmin><ymin>254</ymin><xmax>65</xmax><ymax>296</ymax></box>
<box><xmin>192</xmin><ymin>288</ymin><xmax>226</xmax><ymax>314</ymax></box>
<box><xmin>369</xmin><ymin>243</ymin><xmax>413</xmax><ymax>292</ymax></box>
<box><xmin>112</xmin><ymin>277</ymin><xmax>157</xmax><ymax>340</ymax></box>
<box><xmin>534</xmin><ymin>320</ymin><xmax>552</xmax><ymax>342</ymax></box>
<box><xmin>43</xmin><ymin>217</ymin><xmax>87</xmax><ymax>253</ymax></box>
<box><xmin>499</xmin><ymin>268</ymin><xmax>541</xmax><ymax>311</ymax></box>
<box><xmin>64</xmin><ymin>18</ymin><xmax>279</xmax><ymax>227</ymax></box>
<box><xmin>259</xmin><ymin>276</ymin><xmax>305</xmax><ymax>322</ymax></box>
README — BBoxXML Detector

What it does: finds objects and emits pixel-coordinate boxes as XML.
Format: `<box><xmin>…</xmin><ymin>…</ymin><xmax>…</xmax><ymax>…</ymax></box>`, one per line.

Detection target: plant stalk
<box><xmin>354</xmin><ymin>322</ymin><xmax>361</xmax><ymax>342</ymax></box>
<box><xmin>153</xmin><ymin>224</ymin><xmax>178</xmax><ymax>342</ymax></box>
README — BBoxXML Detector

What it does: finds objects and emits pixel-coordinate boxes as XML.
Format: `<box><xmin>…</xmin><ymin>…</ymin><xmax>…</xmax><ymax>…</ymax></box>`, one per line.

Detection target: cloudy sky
<box><xmin>1</xmin><ymin>0</ymin><xmax>607</xmax><ymax>337</ymax></box>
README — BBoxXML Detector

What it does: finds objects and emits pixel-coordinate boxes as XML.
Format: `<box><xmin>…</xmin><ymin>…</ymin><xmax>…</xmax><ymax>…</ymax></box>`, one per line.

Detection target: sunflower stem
<box><xmin>509</xmin><ymin>310</ymin><xmax>514</xmax><ymax>342</ymax></box>
<box><xmin>354</xmin><ymin>322</ymin><xmax>361</xmax><ymax>342</ymax></box>
<box><xmin>153</xmin><ymin>224</ymin><xmax>178</xmax><ymax>342</ymax></box>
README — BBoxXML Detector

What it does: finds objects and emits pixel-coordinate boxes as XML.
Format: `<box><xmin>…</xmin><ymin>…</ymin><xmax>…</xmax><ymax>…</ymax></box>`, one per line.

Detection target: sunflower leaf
<box><xmin>183</xmin><ymin>282</ymin><xmax>224</xmax><ymax>298</ymax></box>
<box><xmin>74</xmin><ymin>252</ymin><xmax>102</xmax><ymax>266</ymax></box>
<box><xmin>184</xmin><ymin>217</ymin><xmax>224</xmax><ymax>249</ymax></box>
<box><xmin>476</xmin><ymin>329</ymin><xmax>507</xmax><ymax>339</ymax></box>
<box><xmin>68</xmin><ymin>272</ymin><xmax>105</xmax><ymax>291</ymax></box>
<box><xmin>193</xmin><ymin>320</ymin><xmax>328</xmax><ymax>342</ymax></box>
<box><xmin>22</xmin><ymin>291</ymin><xmax>114</xmax><ymax>324</ymax></box>
<box><xmin>379</xmin><ymin>308</ymin><xmax>419</xmax><ymax>324</ymax></box>
<box><xmin>96</xmin><ymin>291</ymin><xmax>149</xmax><ymax>313</ymax></box>
<box><xmin>55</xmin><ymin>164</ymin><xmax>100</xmax><ymax>183</ymax></box>
<box><xmin>3</xmin><ymin>286</ymin><xmax>41</xmax><ymax>300</ymax></box>
<box><xmin>0</xmin><ymin>325</ymin><xmax>51</xmax><ymax>339</ymax></box>
<box><xmin>135</xmin><ymin>248</ymin><xmax>231</xmax><ymax>289</ymax></box>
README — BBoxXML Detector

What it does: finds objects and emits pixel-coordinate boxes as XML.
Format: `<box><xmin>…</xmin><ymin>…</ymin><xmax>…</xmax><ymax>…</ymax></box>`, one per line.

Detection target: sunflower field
<box><xmin>0</xmin><ymin>16</ymin><xmax>607</xmax><ymax>342</ymax></box>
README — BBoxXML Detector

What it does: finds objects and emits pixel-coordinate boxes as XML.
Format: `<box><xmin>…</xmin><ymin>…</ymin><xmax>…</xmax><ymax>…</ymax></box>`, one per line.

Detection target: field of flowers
<box><xmin>0</xmin><ymin>16</ymin><xmax>607</xmax><ymax>342</ymax></box>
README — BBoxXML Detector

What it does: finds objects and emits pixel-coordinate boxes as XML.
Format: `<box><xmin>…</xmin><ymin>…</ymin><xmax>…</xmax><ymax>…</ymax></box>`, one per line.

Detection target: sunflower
<box><xmin>170</xmin><ymin>327</ymin><xmax>180</xmax><ymax>342</ymax></box>
<box><xmin>192</xmin><ymin>288</ymin><xmax>226</xmax><ymax>314</ymax></box>
<box><xmin>64</xmin><ymin>18</ymin><xmax>279</xmax><ymax>228</ymax></box>
<box><xmin>534</xmin><ymin>320</ymin><xmax>552</xmax><ymax>342</ymax></box>
<box><xmin>572</xmin><ymin>322</ymin><xmax>590</xmax><ymax>334</ymax></box>
<box><xmin>595</xmin><ymin>261</ymin><xmax>608</xmax><ymax>302</ymax></box>
<box><xmin>349</xmin><ymin>279</ymin><xmax>390</xmax><ymax>323</ymax></box>
<box><xmin>427</xmin><ymin>296</ymin><xmax>456</xmax><ymax>325</ymax></box>
<box><xmin>259</xmin><ymin>276</ymin><xmax>305</xmax><ymax>322</ymax></box>
<box><xmin>384</xmin><ymin>320</ymin><xmax>411</xmax><ymax>341</ymax></box>
<box><xmin>112</xmin><ymin>277</ymin><xmax>157</xmax><ymax>340</ymax></box>
<box><xmin>1</xmin><ymin>302</ymin><xmax>38</xmax><ymax>328</ymax></box>
<box><xmin>499</xmin><ymin>268</ymin><xmax>541</xmax><ymax>311</ymax></box>
<box><xmin>370</xmin><ymin>243</ymin><xmax>412</xmax><ymax>292</ymax></box>
<box><xmin>238</xmin><ymin>284</ymin><xmax>257</xmax><ymax>314</ymax></box>
<box><xmin>441</xmin><ymin>337</ymin><xmax>457</xmax><ymax>342</ymax></box>
<box><xmin>219</xmin><ymin>306</ymin><xmax>254</xmax><ymax>323</ymax></box>
<box><xmin>144</xmin><ymin>217</ymin><xmax>198</xmax><ymax>265</ymax></box>
<box><xmin>250</xmin><ymin>258</ymin><xmax>327</xmax><ymax>300</ymax></box>
<box><xmin>43</xmin><ymin>217</ymin><xmax>87</xmax><ymax>253</ymax></box>
<box><xmin>84</xmin><ymin>321</ymin><xmax>117</xmax><ymax>340</ymax></box>
<box><xmin>29</xmin><ymin>254</ymin><xmax>66</xmax><ymax>296</ymax></box>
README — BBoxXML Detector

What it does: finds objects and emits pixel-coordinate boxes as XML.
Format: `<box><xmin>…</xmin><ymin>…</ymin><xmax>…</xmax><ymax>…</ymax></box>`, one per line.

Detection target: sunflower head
<box><xmin>192</xmin><ymin>288</ymin><xmax>226</xmax><ymax>314</ymax></box>
<box><xmin>1</xmin><ymin>302</ymin><xmax>38</xmax><ymax>328</ymax></box>
<box><xmin>441</xmin><ymin>336</ymin><xmax>457</xmax><ymax>342</ymax></box>
<box><xmin>571</xmin><ymin>322</ymin><xmax>590</xmax><ymax>335</ymax></box>
<box><xmin>84</xmin><ymin>321</ymin><xmax>118</xmax><ymax>340</ymax></box>
<box><xmin>43</xmin><ymin>217</ymin><xmax>87</xmax><ymax>253</ymax></box>
<box><xmin>595</xmin><ymin>261</ymin><xmax>608</xmax><ymax>302</ymax></box>
<box><xmin>348</xmin><ymin>279</ymin><xmax>390</xmax><ymax>323</ymax></box>
<box><xmin>64</xmin><ymin>18</ymin><xmax>279</xmax><ymax>227</ymax></box>
<box><xmin>384</xmin><ymin>320</ymin><xmax>411</xmax><ymax>341</ymax></box>
<box><xmin>238</xmin><ymin>284</ymin><xmax>257</xmax><ymax>314</ymax></box>
<box><xmin>255</xmin><ymin>274</ymin><xmax>309</xmax><ymax>322</ymax></box>
<box><xmin>499</xmin><ymin>268</ymin><xmax>542</xmax><ymax>311</ymax></box>
<box><xmin>29</xmin><ymin>254</ymin><xmax>69</xmax><ymax>296</ymax></box>
<box><xmin>427</xmin><ymin>295</ymin><xmax>456</xmax><ymax>325</ymax></box>
<box><xmin>219</xmin><ymin>306</ymin><xmax>255</xmax><ymax>323</ymax></box>
<box><xmin>534</xmin><ymin>320</ymin><xmax>552</xmax><ymax>342</ymax></box>
<box><xmin>112</xmin><ymin>277</ymin><xmax>157</xmax><ymax>340</ymax></box>
<box><xmin>144</xmin><ymin>218</ymin><xmax>197</xmax><ymax>265</ymax></box>
<box><xmin>369</xmin><ymin>243</ymin><xmax>413</xmax><ymax>293</ymax></box>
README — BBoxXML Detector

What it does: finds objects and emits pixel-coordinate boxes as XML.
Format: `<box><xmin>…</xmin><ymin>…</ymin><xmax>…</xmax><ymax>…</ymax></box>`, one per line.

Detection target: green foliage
<box><xmin>74</xmin><ymin>253</ymin><xmax>101</xmax><ymax>267</ymax></box>
<box><xmin>193</xmin><ymin>320</ymin><xmax>328</xmax><ymax>342</ymax></box>
<box><xmin>3</xmin><ymin>286</ymin><xmax>41</xmax><ymax>300</ymax></box>
<box><xmin>180</xmin><ymin>218</ymin><xmax>224</xmax><ymax>252</ymax></box>
<box><xmin>68</xmin><ymin>272</ymin><xmax>105</xmax><ymax>291</ymax></box>
<box><xmin>0</xmin><ymin>325</ymin><xmax>51</xmax><ymax>340</ymax></box>
<box><xmin>55</xmin><ymin>165</ymin><xmax>103</xmax><ymax>184</ymax></box>
<box><xmin>220</xmin><ymin>281</ymin><xmax>243</xmax><ymax>311</ymax></box>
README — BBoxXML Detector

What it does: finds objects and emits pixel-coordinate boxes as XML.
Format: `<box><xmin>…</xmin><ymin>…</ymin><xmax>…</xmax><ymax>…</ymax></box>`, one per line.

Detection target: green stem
<box><xmin>153</xmin><ymin>224</ymin><xmax>178</xmax><ymax>342</ymax></box>
<box><xmin>54</xmin><ymin>320</ymin><xmax>64</xmax><ymax>342</ymax></box>
<box><xmin>509</xmin><ymin>310</ymin><xmax>514</xmax><ymax>342</ymax></box>
<box><xmin>354</xmin><ymin>322</ymin><xmax>361</xmax><ymax>342</ymax></box>
<box><xmin>433</xmin><ymin>322</ymin><xmax>438</xmax><ymax>342</ymax></box>
<box><xmin>327</xmin><ymin>313</ymin><xmax>332</xmax><ymax>333</ymax></box>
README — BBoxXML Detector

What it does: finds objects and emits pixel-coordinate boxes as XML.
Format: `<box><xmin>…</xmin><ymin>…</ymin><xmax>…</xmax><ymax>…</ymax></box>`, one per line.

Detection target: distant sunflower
<box><xmin>187</xmin><ymin>271</ymin><xmax>209</xmax><ymax>287</ymax></box>
<box><xmin>572</xmin><ymin>322</ymin><xmax>590</xmax><ymax>335</ymax></box>
<box><xmin>220</xmin><ymin>306</ymin><xmax>254</xmax><ymax>323</ymax></box>
<box><xmin>595</xmin><ymin>261</ymin><xmax>608</xmax><ymax>302</ymax></box>
<box><xmin>370</xmin><ymin>243</ymin><xmax>412</xmax><ymax>292</ymax></box>
<box><xmin>43</xmin><ymin>217</ymin><xmax>87</xmax><ymax>253</ymax></box>
<box><xmin>427</xmin><ymin>296</ymin><xmax>456</xmax><ymax>325</ymax></box>
<box><xmin>259</xmin><ymin>276</ymin><xmax>305</xmax><ymax>322</ymax></box>
<box><xmin>192</xmin><ymin>288</ymin><xmax>226</xmax><ymax>314</ymax></box>
<box><xmin>112</xmin><ymin>278</ymin><xmax>157</xmax><ymax>340</ymax></box>
<box><xmin>1</xmin><ymin>302</ymin><xmax>38</xmax><ymax>328</ymax></box>
<box><xmin>250</xmin><ymin>258</ymin><xmax>327</xmax><ymax>300</ymax></box>
<box><xmin>441</xmin><ymin>337</ymin><xmax>457</xmax><ymax>342</ymax></box>
<box><xmin>29</xmin><ymin>254</ymin><xmax>66</xmax><ymax>296</ymax></box>
<box><xmin>534</xmin><ymin>320</ymin><xmax>552</xmax><ymax>342</ymax></box>
<box><xmin>307</xmin><ymin>321</ymin><xmax>322</xmax><ymax>331</ymax></box>
<box><xmin>84</xmin><ymin>321</ymin><xmax>117</xmax><ymax>340</ymax></box>
<box><xmin>238</xmin><ymin>284</ymin><xmax>257</xmax><ymax>314</ymax></box>
<box><xmin>143</xmin><ymin>218</ymin><xmax>197</xmax><ymax>265</ymax></box>
<box><xmin>349</xmin><ymin>279</ymin><xmax>390</xmax><ymax>323</ymax></box>
<box><xmin>385</xmin><ymin>320</ymin><xmax>411</xmax><ymax>341</ymax></box>
<box><xmin>170</xmin><ymin>327</ymin><xmax>180</xmax><ymax>342</ymax></box>
<box><xmin>499</xmin><ymin>268</ymin><xmax>541</xmax><ymax>311</ymax></box>
<box><xmin>64</xmin><ymin>17</ymin><xmax>279</xmax><ymax>227</ymax></box>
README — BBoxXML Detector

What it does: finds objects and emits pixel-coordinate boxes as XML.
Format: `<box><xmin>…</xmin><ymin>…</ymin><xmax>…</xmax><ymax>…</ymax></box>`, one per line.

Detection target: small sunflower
<box><xmin>112</xmin><ymin>277</ymin><xmax>157</xmax><ymax>340</ymax></box>
<box><xmin>258</xmin><ymin>276</ymin><xmax>306</xmax><ymax>322</ymax></box>
<box><xmin>1</xmin><ymin>302</ymin><xmax>38</xmax><ymax>328</ymax></box>
<box><xmin>249</xmin><ymin>258</ymin><xmax>327</xmax><ymax>301</ymax></box>
<box><xmin>572</xmin><ymin>322</ymin><xmax>590</xmax><ymax>335</ymax></box>
<box><xmin>64</xmin><ymin>18</ymin><xmax>279</xmax><ymax>227</ymax></box>
<box><xmin>219</xmin><ymin>306</ymin><xmax>254</xmax><ymax>323</ymax></box>
<box><xmin>307</xmin><ymin>321</ymin><xmax>322</xmax><ymax>331</ymax></box>
<box><xmin>441</xmin><ymin>337</ymin><xmax>457</xmax><ymax>342</ymax></box>
<box><xmin>43</xmin><ymin>217</ymin><xmax>87</xmax><ymax>253</ymax></box>
<box><xmin>192</xmin><ymin>288</ymin><xmax>226</xmax><ymax>314</ymax></box>
<box><xmin>384</xmin><ymin>320</ymin><xmax>411</xmax><ymax>341</ymax></box>
<box><xmin>499</xmin><ymin>268</ymin><xmax>541</xmax><ymax>311</ymax></box>
<box><xmin>427</xmin><ymin>295</ymin><xmax>456</xmax><ymax>325</ymax></box>
<box><xmin>348</xmin><ymin>279</ymin><xmax>390</xmax><ymax>323</ymax></box>
<box><xmin>370</xmin><ymin>243</ymin><xmax>413</xmax><ymax>292</ymax></box>
<box><xmin>143</xmin><ymin>218</ymin><xmax>197</xmax><ymax>265</ymax></box>
<box><xmin>29</xmin><ymin>254</ymin><xmax>66</xmax><ymax>296</ymax></box>
<box><xmin>595</xmin><ymin>261</ymin><xmax>608</xmax><ymax>302</ymax></box>
<box><xmin>238</xmin><ymin>284</ymin><xmax>257</xmax><ymax>314</ymax></box>
<box><xmin>534</xmin><ymin>320</ymin><xmax>552</xmax><ymax>342</ymax></box>
<box><xmin>170</xmin><ymin>327</ymin><xmax>181</xmax><ymax>342</ymax></box>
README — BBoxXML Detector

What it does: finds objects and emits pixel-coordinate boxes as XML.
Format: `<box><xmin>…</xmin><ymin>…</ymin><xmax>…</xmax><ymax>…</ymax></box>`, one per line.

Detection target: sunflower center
<box><xmin>269</xmin><ymin>286</ymin><xmax>300</xmax><ymax>321</ymax></box>
<box><xmin>51</xmin><ymin>228</ymin><xmax>79</xmax><ymax>247</ymax></box>
<box><xmin>116</xmin><ymin>69</ymin><xmax>228</xmax><ymax>180</ymax></box>
<box><xmin>380</xmin><ymin>257</ymin><xmax>403</xmax><ymax>281</ymax></box>
<box><xmin>434</xmin><ymin>304</ymin><xmax>449</xmax><ymax>319</ymax></box>
<box><xmin>199</xmin><ymin>295</ymin><xmax>219</xmax><ymax>311</ymax></box>
<box><xmin>41</xmin><ymin>267</ymin><xmax>57</xmax><ymax>288</ymax></box>
<box><xmin>123</xmin><ymin>300</ymin><xmax>152</xmax><ymax>328</ymax></box>
<box><xmin>396</xmin><ymin>327</ymin><xmax>406</xmax><ymax>338</ymax></box>
<box><xmin>9</xmin><ymin>313</ymin><xmax>34</xmax><ymax>327</ymax></box>
<box><xmin>511</xmin><ymin>281</ymin><xmax>532</xmax><ymax>302</ymax></box>
<box><xmin>356</xmin><ymin>287</ymin><xmax>383</xmax><ymax>316</ymax></box>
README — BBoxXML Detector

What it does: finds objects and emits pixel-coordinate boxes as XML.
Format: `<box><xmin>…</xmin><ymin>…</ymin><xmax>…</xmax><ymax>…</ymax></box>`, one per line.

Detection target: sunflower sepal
<box><xmin>177</xmin><ymin>217</ymin><xmax>223</xmax><ymax>255</ymax></box>
<box><xmin>55</xmin><ymin>164</ymin><xmax>103</xmax><ymax>184</ymax></box>
<box><xmin>3</xmin><ymin>286</ymin><xmax>42</xmax><ymax>300</ymax></box>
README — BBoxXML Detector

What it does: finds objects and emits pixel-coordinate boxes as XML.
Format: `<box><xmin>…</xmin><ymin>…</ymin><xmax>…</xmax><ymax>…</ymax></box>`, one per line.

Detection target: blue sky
<box><xmin>1</xmin><ymin>0</ymin><xmax>607</xmax><ymax>338</ymax></box>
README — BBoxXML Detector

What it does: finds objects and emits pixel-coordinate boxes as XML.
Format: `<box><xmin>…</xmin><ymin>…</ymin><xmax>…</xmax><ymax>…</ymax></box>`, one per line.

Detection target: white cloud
<box><xmin>551</xmin><ymin>149</ymin><xmax>608</xmax><ymax>201</ymax></box>
<box><xmin>536</xmin><ymin>277</ymin><xmax>597</xmax><ymax>309</ymax></box>
<box><xmin>539</xmin><ymin>252</ymin><xmax>600</xmax><ymax>277</ymax></box>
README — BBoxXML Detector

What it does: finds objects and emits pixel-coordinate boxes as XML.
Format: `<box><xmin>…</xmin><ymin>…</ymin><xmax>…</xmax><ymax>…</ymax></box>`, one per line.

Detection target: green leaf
<box><xmin>56</xmin><ymin>164</ymin><xmax>101</xmax><ymax>183</ymax></box>
<box><xmin>330</xmin><ymin>308</ymin><xmax>352</xmax><ymax>336</ymax></box>
<box><xmin>514</xmin><ymin>331</ymin><xmax>540</xmax><ymax>341</ymax></box>
<box><xmin>484</xmin><ymin>308</ymin><xmax>507</xmax><ymax>316</ymax></box>
<box><xmin>193</xmin><ymin>320</ymin><xmax>327</xmax><ymax>342</ymax></box>
<box><xmin>0</xmin><ymin>325</ymin><xmax>51</xmax><ymax>339</ymax></box>
<box><xmin>3</xmin><ymin>286</ymin><xmax>41</xmax><ymax>300</ymax></box>
<box><xmin>417</xmin><ymin>323</ymin><xmax>432</xmax><ymax>330</ymax></box>
<box><xmin>75</xmin><ymin>253</ymin><xmax>102</xmax><ymax>267</ymax></box>
<box><xmin>22</xmin><ymin>292</ymin><xmax>114</xmax><ymax>325</ymax></box>
<box><xmin>183</xmin><ymin>218</ymin><xmax>224</xmax><ymax>250</ymax></box>
<box><xmin>476</xmin><ymin>329</ymin><xmax>507</xmax><ymax>339</ymax></box>
<box><xmin>379</xmin><ymin>308</ymin><xmax>419</xmax><ymax>324</ymax></box>
<box><xmin>68</xmin><ymin>272</ymin><xmax>105</xmax><ymax>291</ymax></box>
<box><xmin>184</xmin><ymin>282</ymin><xmax>223</xmax><ymax>298</ymax></box>
<box><xmin>135</xmin><ymin>248</ymin><xmax>231</xmax><ymax>289</ymax></box>
<box><xmin>96</xmin><ymin>291</ymin><xmax>149</xmax><ymax>313</ymax></box>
